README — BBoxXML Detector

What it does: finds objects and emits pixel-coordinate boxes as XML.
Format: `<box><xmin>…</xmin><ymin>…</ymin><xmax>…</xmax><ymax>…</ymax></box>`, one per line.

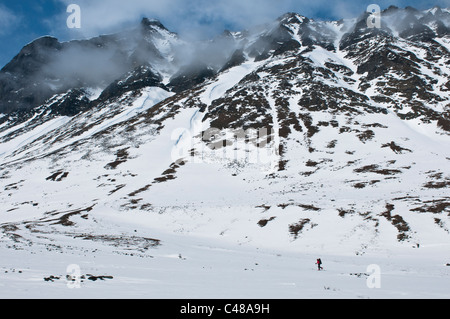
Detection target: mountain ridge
<box><xmin>0</xmin><ymin>5</ymin><xmax>449</xmax><ymax>263</ymax></box>
<box><xmin>1</xmin><ymin>5</ymin><xmax>449</xmax><ymax>114</ymax></box>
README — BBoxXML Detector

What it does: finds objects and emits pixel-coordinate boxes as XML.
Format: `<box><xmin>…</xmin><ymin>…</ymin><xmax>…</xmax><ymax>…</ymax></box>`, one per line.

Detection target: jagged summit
<box><xmin>1</xmin><ymin>36</ymin><xmax>61</xmax><ymax>74</ymax></box>
<box><xmin>277</xmin><ymin>12</ymin><xmax>308</xmax><ymax>23</ymax></box>
<box><xmin>0</xmin><ymin>17</ymin><xmax>182</xmax><ymax>114</ymax></box>
<box><xmin>140</xmin><ymin>17</ymin><xmax>176</xmax><ymax>36</ymax></box>
<box><xmin>141</xmin><ymin>17</ymin><xmax>166</xmax><ymax>28</ymax></box>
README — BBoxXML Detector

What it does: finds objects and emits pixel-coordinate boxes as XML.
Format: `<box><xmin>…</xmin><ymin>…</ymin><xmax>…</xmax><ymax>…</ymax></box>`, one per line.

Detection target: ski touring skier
<box><xmin>316</xmin><ymin>258</ymin><xmax>323</xmax><ymax>271</ymax></box>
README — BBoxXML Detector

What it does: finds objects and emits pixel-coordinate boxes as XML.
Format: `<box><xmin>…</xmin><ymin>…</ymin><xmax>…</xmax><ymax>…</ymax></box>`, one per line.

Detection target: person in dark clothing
<box><xmin>316</xmin><ymin>258</ymin><xmax>323</xmax><ymax>271</ymax></box>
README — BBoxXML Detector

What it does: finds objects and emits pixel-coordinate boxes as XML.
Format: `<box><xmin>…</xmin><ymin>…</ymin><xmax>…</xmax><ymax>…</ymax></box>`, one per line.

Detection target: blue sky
<box><xmin>0</xmin><ymin>0</ymin><xmax>449</xmax><ymax>68</ymax></box>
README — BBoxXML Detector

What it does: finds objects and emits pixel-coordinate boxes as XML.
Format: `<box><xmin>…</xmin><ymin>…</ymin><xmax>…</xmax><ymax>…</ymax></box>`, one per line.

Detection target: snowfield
<box><xmin>1</xmin><ymin>216</ymin><xmax>449</xmax><ymax>299</ymax></box>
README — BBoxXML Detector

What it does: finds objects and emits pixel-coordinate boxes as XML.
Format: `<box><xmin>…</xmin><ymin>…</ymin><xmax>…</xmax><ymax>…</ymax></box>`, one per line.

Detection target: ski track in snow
<box><xmin>200</xmin><ymin>60</ymin><xmax>264</xmax><ymax>105</ymax></box>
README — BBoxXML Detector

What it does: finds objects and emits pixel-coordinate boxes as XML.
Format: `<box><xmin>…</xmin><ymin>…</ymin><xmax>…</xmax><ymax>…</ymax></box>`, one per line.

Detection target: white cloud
<box><xmin>54</xmin><ymin>0</ymin><xmax>308</xmax><ymax>39</ymax></box>
<box><xmin>53</xmin><ymin>0</ymin><xmax>441</xmax><ymax>40</ymax></box>
<box><xmin>0</xmin><ymin>5</ymin><xmax>19</xmax><ymax>35</ymax></box>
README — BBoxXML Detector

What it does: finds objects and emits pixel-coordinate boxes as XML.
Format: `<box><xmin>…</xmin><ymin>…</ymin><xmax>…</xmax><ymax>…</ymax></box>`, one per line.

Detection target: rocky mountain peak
<box><xmin>1</xmin><ymin>36</ymin><xmax>61</xmax><ymax>75</ymax></box>
<box><xmin>141</xmin><ymin>17</ymin><xmax>166</xmax><ymax>29</ymax></box>
<box><xmin>278</xmin><ymin>12</ymin><xmax>309</xmax><ymax>25</ymax></box>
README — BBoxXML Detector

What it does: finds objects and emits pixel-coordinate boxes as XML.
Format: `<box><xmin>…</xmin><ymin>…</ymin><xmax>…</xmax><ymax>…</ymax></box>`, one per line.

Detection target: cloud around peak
<box><xmin>54</xmin><ymin>0</ymin><xmax>354</xmax><ymax>40</ymax></box>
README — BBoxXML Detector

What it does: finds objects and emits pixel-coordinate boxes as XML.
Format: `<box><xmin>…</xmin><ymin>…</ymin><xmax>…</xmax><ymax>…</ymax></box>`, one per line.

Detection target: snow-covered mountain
<box><xmin>0</xmin><ymin>6</ymin><xmax>449</xmax><ymax>298</ymax></box>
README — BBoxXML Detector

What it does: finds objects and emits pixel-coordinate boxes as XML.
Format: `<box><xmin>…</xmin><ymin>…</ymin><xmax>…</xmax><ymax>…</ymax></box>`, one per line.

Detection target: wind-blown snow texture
<box><xmin>0</xmin><ymin>6</ymin><xmax>449</xmax><ymax>299</ymax></box>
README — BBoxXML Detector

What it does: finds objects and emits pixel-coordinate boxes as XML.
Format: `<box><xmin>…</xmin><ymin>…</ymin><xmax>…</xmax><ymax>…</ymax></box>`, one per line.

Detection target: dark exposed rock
<box><xmin>48</xmin><ymin>89</ymin><xmax>92</xmax><ymax>116</ymax></box>
<box><xmin>168</xmin><ymin>64</ymin><xmax>216</xmax><ymax>93</ymax></box>
<box><xmin>219</xmin><ymin>49</ymin><xmax>247</xmax><ymax>73</ymax></box>
<box><xmin>98</xmin><ymin>66</ymin><xmax>165</xmax><ymax>103</ymax></box>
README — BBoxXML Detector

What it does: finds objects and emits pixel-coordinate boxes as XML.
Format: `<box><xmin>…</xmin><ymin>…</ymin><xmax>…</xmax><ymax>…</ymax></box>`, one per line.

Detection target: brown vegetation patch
<box><xmin>338</xmin><ymin>208</ymin><xmax>356</xmax><ymax>217</ymax></box>
<box><xmin>411</xmin><ymin>200</ymin><xmax>450</xmax><ymax>214</ymax></box>
<box><xmin>289</xmin><ymin>219</ymin><xmax>317</xmax><ymax>239</ymax></box>
<box><xmin>326</xmin><ymin>140</ymin><xmax>338</xmax><ymax>149</ymax></box>
<box><xmin>51</xmin><ymin>205</ymin><xmax>95</xmax><ymax>227</ymax></box>
<box><xmin>354</xmin><ymin>164</ymin><xmax>402</xmax><ymax>176</ymax></box>
<box><xmin>357</xmin><ymin>130</ymin><xmax>375</xmax><ymax>143</ymax></box>
<box><xmin>423</xmin><ymin>171</ymin><xmax>450</xmax><ymax>189</ymax></box>
<box><xmin>423</xmin><ymin>181</ymin><xmax>450</xmax><ymax>189</ymax></box>
<box><xmin>46</xmin><ymin>171</ymin><xmax>69</xmax><ymax>182</ymax></box>
<box><xmin>278</xmin><ymin>203</ymin><xmax>321</xmax><ymax>211</ymax></box>
<box><xmin>258</xmin><ymin>217</ymin><xmax>276</xmax><ymax>227</ymax></box>
<box><xmin>305</xmin><ymin>160</ymin><xmax>319</xmax><ymax>167</ymax></box>
<box><xmin>109</xmin><ymin>184</ymin><xmax>126</xmax><ymax>195</ymax></box>
<box><xmin>105</xmin><ymin>148</ymin><xmax>129</xmax><ymax>170</ymax></box>
<box><xmin>76</xmin><ymin>234</ymin><xmax>160</xmax><ymax>252</ymax></box>
<box><xmin>256</xmin><ymin>204</ymin><xmax>271</xmax><ymax>212</ymax></box>
<box><xmin>380</xmin><ymin>204</ymin><xmax>410</xmax><ymax>242</ymax></box>
<box><xmin>128</xmin><ymin>184</ymin><xmax>151</xmax><ymax>197</ymax></box>
<box><xmin>381</xmin><ymin>141</ymin><xmax>412</xmax><ymax>154</ymax></box>
<box><xmin>297</xmin><ymin>204</ymin><xmax>321</xmax><ymax>211</ymax></box>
